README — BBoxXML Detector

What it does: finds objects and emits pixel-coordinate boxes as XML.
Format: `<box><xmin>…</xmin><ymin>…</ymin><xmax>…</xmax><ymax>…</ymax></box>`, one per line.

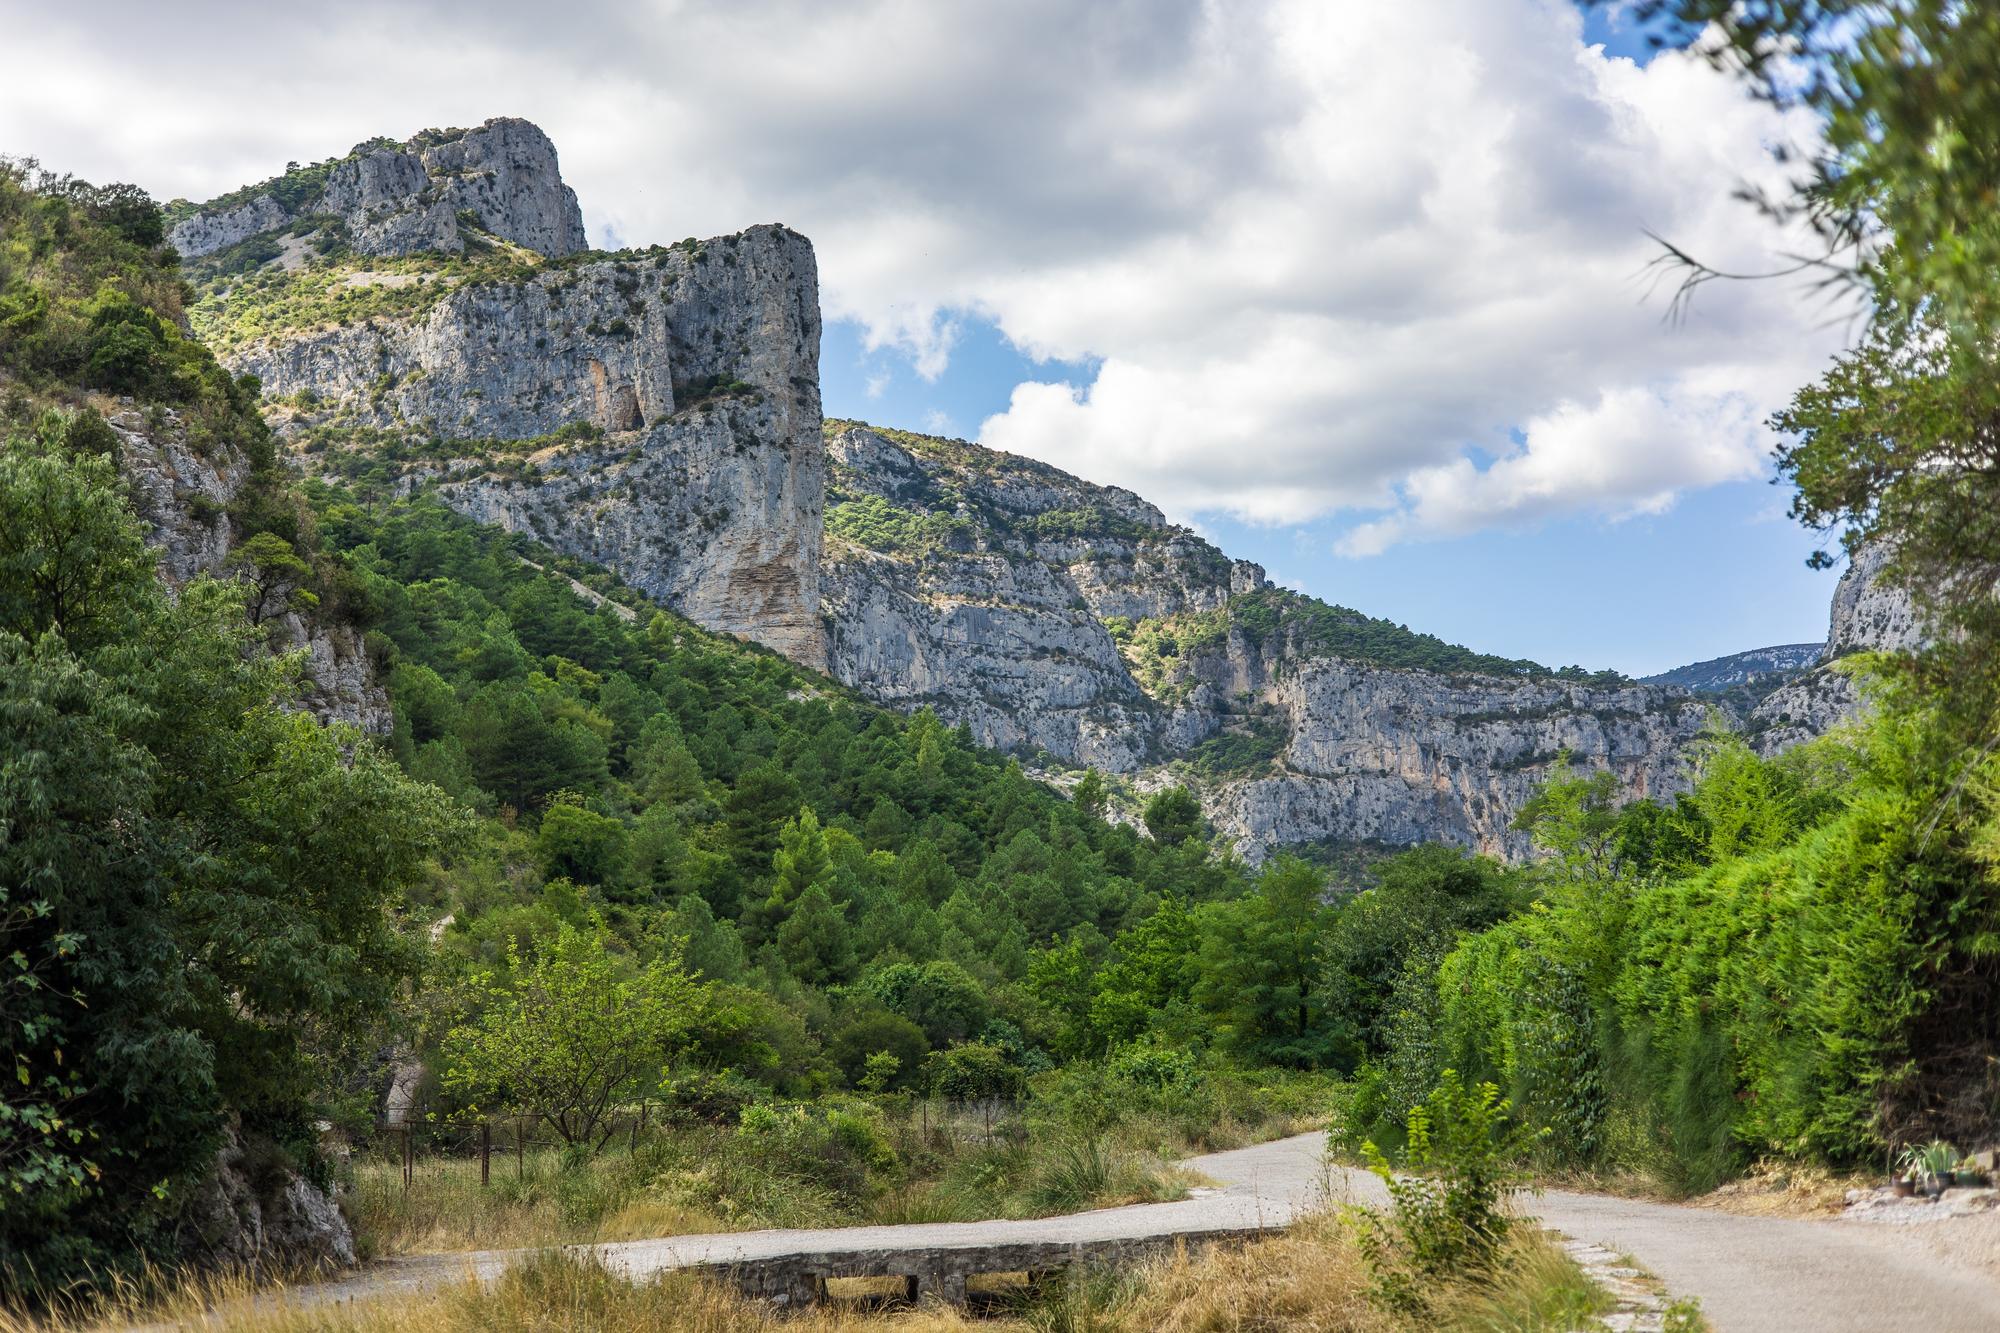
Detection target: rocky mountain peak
<box><xmin>169</xmin><ymin>117</ymin><xmax>589</xmax><ymax>261</ymax></box>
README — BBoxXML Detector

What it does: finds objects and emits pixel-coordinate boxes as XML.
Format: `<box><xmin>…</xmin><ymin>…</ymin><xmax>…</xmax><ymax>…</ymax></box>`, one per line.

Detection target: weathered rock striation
<box><xmin>821</xmin><ymin>422</ymin><xmax>1709</xmax><ymax>859</ymax></box>
<box><xmin>180</xmin><ymin>124</ymin><xmax>827</xmax><ymax>670</ymax></box>
<box><xmin>822</xmin><ymin>423</ymin><xmax>1260</xmax><ymax>771</ymax></box>
<box><xmin>170</xmin><ymin>118</ymin><xmax>587</xmax><ymax>261</ymax></box>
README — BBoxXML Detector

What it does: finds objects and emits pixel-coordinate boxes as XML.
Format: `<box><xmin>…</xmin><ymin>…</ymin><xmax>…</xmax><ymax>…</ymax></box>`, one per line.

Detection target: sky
<box><xmin>0</xmin><ymin>0</ymin><xmax>1855</xmax><ymax>675</ymax></box>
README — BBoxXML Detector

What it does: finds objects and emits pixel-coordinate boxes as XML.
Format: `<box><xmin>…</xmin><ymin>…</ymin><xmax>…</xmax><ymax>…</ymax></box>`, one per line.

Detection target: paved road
<box><xmin>291</xmin><ymin>1132</ymin><xmax>2000</xmax><ymax>1330</ymax></box>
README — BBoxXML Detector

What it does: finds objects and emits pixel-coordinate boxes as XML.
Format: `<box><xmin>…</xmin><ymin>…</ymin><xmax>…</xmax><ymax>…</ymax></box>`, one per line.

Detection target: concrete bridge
<box><xmin>681</xmin><ymin>1224</ymin><xmax>1272</xmax><ymax>1308</ymax></box>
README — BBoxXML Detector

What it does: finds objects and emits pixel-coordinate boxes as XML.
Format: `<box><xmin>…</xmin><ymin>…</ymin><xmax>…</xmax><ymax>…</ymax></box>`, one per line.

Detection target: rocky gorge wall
<box><xmin>820</xmin><ymin>422</ymin><xmax>1710</xmax><ymax>859</ymax></box>
<box><xmin>175</xmin><ymin>116</ymin><xmax>1895</xmax><ymax>862</ymax></box>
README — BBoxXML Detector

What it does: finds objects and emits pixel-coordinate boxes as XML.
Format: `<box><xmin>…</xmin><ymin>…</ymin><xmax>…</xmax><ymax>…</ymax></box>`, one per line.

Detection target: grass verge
<box><xmin>4</xmin><ymin>1209</ymin><xmax>1611</xmax><ymax>1333</ymax></box>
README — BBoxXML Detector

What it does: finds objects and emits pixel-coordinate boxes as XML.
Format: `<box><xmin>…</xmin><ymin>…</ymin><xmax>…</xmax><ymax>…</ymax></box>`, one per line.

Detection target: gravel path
<box><xmin>286</xmin><ymin>1132</ymin><xmax>2000</xmax><ymax>1330</ymax></box>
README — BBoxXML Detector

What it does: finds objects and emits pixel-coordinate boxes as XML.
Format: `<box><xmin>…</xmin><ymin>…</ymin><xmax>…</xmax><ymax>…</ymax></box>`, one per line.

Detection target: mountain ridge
<box><xmin>1643</xmin><ymin>643</ymin><xmax>1822</xmax><ymax>691</ymax></box>
<box><xmin>167</xmin><ymin>117</ymin><xmax>1892</xmax><ymax>859</ymax></box>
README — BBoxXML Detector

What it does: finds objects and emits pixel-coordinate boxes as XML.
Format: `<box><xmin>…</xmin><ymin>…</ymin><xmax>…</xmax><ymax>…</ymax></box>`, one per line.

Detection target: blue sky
<box><xmin>816</xmin><ymin>0</ymin><xmax>1837</xmax><ymax>679</ymax></box>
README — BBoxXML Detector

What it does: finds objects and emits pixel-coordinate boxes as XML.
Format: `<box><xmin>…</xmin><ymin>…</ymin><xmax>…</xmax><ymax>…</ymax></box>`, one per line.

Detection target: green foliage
<box><xmin>1326</xmin><ymin>844</ymin><xmax>1528</xmax><ymax>1059</ymax></box>
<box><xmin>187</xmin><ymin>249</ymin><xmax>540</xmax><ymax>355</ymax></box>
<box><xmin>0</xmin><ymin>161</ymin><xmax>270</xmax><ymax>457</ymax></box>
<box><xmin>0</xmin><ymin>421</ymin><xmax>457</xmax><ymax>1292</ymax></box>
<box><xmin>1228</xmin><ymin>587</ymin><xmax>1607</xmax><ymax>680</ymax></box>
<box><xmin>442</xmin><ymin>924</ymin><xmax>701</xmax><ymax>1152</ymax></box>
<box><xmin>1770</xmin><ymin>286</ymin><xmax>2000</xmax><ymax>737</ymax></box>
<box><xmin>923</xmin><ymin>1040</ymin><xmax>1026</xmax><ymax>1100</ymax></box>
<box><xmin>1382</xmin><ymin>698</ymin><xmax>2000</xmax><ymax>1191</ymax></box>
<box><xmin>1142</xmin><ymin>785</ymin><xmax>1205</xmax><ymax>846</ymax></box>
<box><xmin>1196</xmin><ymin>856</ymin><xmax>1349</xmax><ymax>1068</ymax></box>
<box><xmin>824</xmin><ymin>493</ymin><xmax>968</xmax><ymax>553</ymax></box>
<box><xmin>311</xmin><ymin>492</ymin><xmax>1294</xmax><ymax>1117</ymax></box>
<box><xmin>1351</xmin><ymin>1070</ymin><xmax>1535</xmax><ymax>1317</ymax></box>
<box><xmin>1184</xmin><ymin>717</ymin><xmax>1287</xmax><ymax>777</ymax></box>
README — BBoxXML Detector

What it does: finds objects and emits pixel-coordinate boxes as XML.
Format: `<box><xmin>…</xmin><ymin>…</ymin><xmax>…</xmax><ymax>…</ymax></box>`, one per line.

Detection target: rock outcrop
<box><xmin>111</xmin><ymin>404</ymin><xmax>393</xmax><ymax>733</ymax></box>
<box><xmin>209</xmin><ymin>216</ymin><xmax>826</xmax><ymax>668</ymax></box>
<box><xmin>175</xmin><ymin>1123</ymin><xmax>357</xmax><ymax>1276</ymax></box>
<box><xmin>179</xmin><ymin>120</ymin><xmax>826</xmax><ymax>670</ymax></box>
<box><xmin>1749</xmin><ymin>543</ymin><xmax>1926</xmax><ymax>753</ymax></box>
<box><xmin>170</xmin><ymin>118</ymin><xmax>588</xmax><ymax>260</ymax></box>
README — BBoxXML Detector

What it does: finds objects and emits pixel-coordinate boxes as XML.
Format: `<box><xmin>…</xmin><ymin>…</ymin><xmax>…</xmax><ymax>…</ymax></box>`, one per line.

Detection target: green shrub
<box><xmin>1350</xmin><ymin>1069</ymin><xmax>1535</xmax><ymax>1316</ymax></box>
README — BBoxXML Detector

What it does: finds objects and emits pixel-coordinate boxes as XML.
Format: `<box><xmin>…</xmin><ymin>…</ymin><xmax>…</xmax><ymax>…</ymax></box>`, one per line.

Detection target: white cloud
<box><xmin>0</xmin><ymin>0</ymin><xmax>1843</xmax><ymax>549</ymax></box>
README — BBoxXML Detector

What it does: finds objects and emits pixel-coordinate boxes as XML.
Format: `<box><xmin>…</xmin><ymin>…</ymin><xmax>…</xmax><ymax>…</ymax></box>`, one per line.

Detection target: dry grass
<box><xmin>1</xmin><ymin>1207</ymin><xmax>1609</xmax><ymax>1333</ymax></box>
<box><xmin>348</xmin><ymin>1130</ymin><xmax>1203</xmax><ymax>1257</ymax></box>
<box><xmin>1688</xmin><ymin>1157</ymin><xmax>1867</xmax><ymax>1218</ymax></box>
<box><xmin>0</xmin><ymin>1254</ymin><xmax>998</xmax><ymax>1333</ymax></box>
<box><xmin>1119</xmin><ymin>1213</ymin><xmax>1390</xmax><ymax>1333</ymax></box>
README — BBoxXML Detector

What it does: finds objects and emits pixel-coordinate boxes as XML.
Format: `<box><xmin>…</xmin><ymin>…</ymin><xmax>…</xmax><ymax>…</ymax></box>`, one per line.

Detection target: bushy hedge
<box><xmin>1377</xmin><ymin>704</ymin><xmax>2000</xmax><ymax>1191</ymax></box>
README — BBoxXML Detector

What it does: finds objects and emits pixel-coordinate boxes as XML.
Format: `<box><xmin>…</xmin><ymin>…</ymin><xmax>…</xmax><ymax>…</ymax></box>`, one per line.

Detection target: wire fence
<box><xmin>367</xmin><ymin>1096</ymin><xmax>1028</xmax><ymax>1190</ymax></box>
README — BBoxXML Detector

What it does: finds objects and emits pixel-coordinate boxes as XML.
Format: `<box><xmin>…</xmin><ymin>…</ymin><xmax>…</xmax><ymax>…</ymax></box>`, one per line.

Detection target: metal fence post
<box><xmin>481</xmin><ymin>1120</ymin><xmax>491</xmax><ymax>1187</ymax></box>
<box><xmin>516</xmin><ymin>1115</ymin><xmax>525</xmax><ymax>1179</ymax></box>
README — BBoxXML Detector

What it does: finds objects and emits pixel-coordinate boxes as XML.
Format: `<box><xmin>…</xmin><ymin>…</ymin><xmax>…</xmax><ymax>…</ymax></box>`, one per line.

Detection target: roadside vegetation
<box><xmin>4</xmin><ymin>1217</ymin><xmax>1614</xmax><ymax>1333</ymax></box>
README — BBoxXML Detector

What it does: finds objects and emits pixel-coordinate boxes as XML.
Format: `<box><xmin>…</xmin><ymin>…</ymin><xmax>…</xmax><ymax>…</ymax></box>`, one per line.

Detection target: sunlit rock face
<box><xmin>178</xmin><ymin>119</ymin><xmax>827</xmax><ymax>671</ymax></box>
<box><xmin>170</xmin><ymin>118</ymin><xmax>588</xmax><ymax>261</ymax></box>
<box><xmin>818</xmin><ymin>422</ymin><xmax>1711</xmax><ymax>860</ymax></box>
<box><xmin>1749</xmin><ymin>543</ymin><xmax>1926</xmax><ymax>755</ymax></box>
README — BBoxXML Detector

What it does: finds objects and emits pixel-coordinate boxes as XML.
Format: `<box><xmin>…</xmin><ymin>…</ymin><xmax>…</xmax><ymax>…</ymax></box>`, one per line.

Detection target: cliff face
<box><xmin>821</xmin><ymin>423</ymin><xmax>1259</xmax><ymax>770</ymax></box>
<box><xmin>1749</xmin><ymin>543</ymin><xmax>1925</xmax><ymax>754</ymax></box>
<box><xmin>111</xmin><ymin>403</ymin><xmax>391</xmax><ymax>733</ymax></box>
<box><xmin>181</xmin><ymin>126</ymin><xmax>826</xmax><ymax>670</ymax></box>
<box><xmin>821</xmin><ymin>422</ymin><xmax>1708</xmax><ymax>859</ymax></box>
<box><xmin>170</xmin><ymin>118</ymin><xmax>588</xmax><ymax>261</ymax></box>
<box><xmin>1220</xmin><ymin>662</ymin><xmax>1703</xmax><ymax>857</ymax></box>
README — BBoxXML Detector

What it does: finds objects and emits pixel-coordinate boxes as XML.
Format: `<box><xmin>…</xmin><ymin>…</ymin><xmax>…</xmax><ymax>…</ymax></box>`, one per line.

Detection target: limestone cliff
<box><xmin>170</xmin><ymin>118</ymin><xmax>587</xmax><ymax>261</ymax></box>
<box><xmin>178</xmin><ymin>123</ymin><xmax>826</xmax><ymax>670</ymax></box>
<box><xmin>821</xmin><ymin>422</ymin><xmax>1709</xmax><ymax>859</ymax></box>
<box><xmin>175</xmin><ymin>116</ymin><xmax>1873</xmax><ymax>860</ymax></box>
<box><xmin>111</xmin><ymin>402</ymin><xmax>391</xmax><ymax>732</ymax></box>
<box><xmin>1749</xmin><ymin>543</ymin><xmax>1926</xmax><ymax>753</ymax></box>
